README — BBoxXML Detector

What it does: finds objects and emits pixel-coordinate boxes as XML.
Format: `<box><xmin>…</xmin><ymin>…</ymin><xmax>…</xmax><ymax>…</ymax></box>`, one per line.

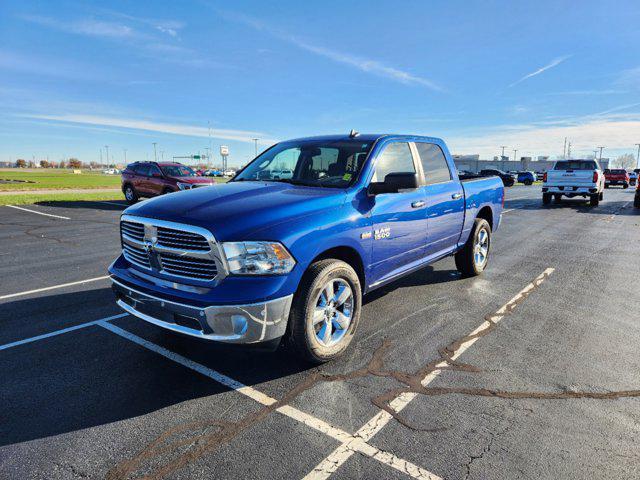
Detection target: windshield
<box><xmin>554</xmin><ymin>160</ymin><xmax>597</xmax><ymax>170</ymax></box>
<box><xmin>232</xmin><ymin>139</ymin><xmax>373</xmax><ymax>188</ymax></box>
<box><xmin>161</xmin><ymin>165</ymin><xmax>196</xmax><ymax>177</ymax></box>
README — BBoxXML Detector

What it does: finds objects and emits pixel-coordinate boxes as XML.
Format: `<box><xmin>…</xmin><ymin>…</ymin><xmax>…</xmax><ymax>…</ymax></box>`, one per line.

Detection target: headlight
<box><xmin>177</xmin><ymin>182</ymin><xmax>192</xmax><ymax>190</ymax></box>
<box><xmin>222</xmin><ymin>241</ymin><xmax>296</xmax><ymax>275</ymax></box>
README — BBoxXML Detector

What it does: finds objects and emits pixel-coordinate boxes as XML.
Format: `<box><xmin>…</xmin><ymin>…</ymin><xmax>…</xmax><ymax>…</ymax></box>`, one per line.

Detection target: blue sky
<box><xmin>1</xmin><ymin>0</ymin><xmax>639</xmax><ymax>166</ymax></box>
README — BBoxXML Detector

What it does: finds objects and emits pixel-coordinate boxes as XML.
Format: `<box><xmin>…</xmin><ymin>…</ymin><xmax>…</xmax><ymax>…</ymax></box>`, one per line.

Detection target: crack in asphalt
<box><xmin>105</xmin><ymin>270</ymin><xmax>640</xmax><ymax>479</ymax></box>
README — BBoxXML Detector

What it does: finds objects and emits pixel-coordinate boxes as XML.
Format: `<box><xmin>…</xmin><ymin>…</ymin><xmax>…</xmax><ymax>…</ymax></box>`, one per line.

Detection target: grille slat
<box><xmin>157</xmin><ymin>226</ymin><xmax>210</xmax><ymax>251</ymax></box>
<box><xmin>121</xmin><ymin>221</ymin><xmax>145</xmax><ymax>242</ymax></box>
<box><xmin>123</xmin><ymin>243</ymin><xmax>150</xmax><ymax>268</ymax></box>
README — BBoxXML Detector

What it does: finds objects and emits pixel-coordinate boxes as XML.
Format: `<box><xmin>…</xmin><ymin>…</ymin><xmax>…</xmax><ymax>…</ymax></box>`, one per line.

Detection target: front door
<box><xmin>369</xmin><ymin>141</ymin><xmax>428</xmax><ymax>285</ymax></box>
<box><xmin>414</xmin><ymin>142</ymin><xmax>465</xmax><ymax>257</ymax></box>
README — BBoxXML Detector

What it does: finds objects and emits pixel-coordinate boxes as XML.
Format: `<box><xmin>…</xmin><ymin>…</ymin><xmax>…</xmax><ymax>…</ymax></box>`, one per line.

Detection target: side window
<box><xmin>372</xmin><ymin>142</ymin><xmax>416</xmax><ymax>183</ymax></box>
<box><xmin>148</xmin><ymin>165</ymin><xmax>162</xmax><ymax>177</ymax></box>
<box><xmin>415</xmin><ymin>143</ymin><xmax>451</xmax><ymax>185</ymax></box>
<box><xmin>135</xmin><ymin>164</ymin><xmax>150</xmax><ymax>176</ymax></box>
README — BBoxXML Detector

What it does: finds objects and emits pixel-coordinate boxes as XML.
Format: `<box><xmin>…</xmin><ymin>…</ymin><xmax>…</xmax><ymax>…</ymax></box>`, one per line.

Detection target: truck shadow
<box><xmin>0</xmin><ymin>264</ymin><xmax>459</xmax><ymax>447</ymax></box>
<box><xmin>519</xmin><ymin>199</ymin><xmax>640</xmax><ymax>216</ymax></box>
<box><xmin>28</xmin><ymin>200</ymin><xmax>127</xmax><ymax>211</ymax></box>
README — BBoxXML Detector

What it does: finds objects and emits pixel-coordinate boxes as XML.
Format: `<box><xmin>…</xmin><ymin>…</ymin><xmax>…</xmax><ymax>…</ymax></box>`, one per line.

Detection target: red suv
<box><xmin>121</xmin><ymin>162</ymin><xmax>215</xmax><ymax>204</ymax></box>
<box><xmin>604</xmin><ymin>168</ymin><xmax>630</xmax><ymax>189</ymax></box>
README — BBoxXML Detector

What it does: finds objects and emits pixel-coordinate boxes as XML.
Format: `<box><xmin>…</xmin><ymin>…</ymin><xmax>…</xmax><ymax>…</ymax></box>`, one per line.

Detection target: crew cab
<box><xmin>604</xmin><ymin>169</ymin><xmax>630</xmax><ymax>189</ymax></box>
<box><xmin>542</xmin><ymin>159</ymin><xmax>605</xmax><ymax>206</ymax></box>
<box><xmin>109</xmin><ymin>134</ymin><xmax>504</xmax><ymax>363</ymax></box>
<box><xmin>121</xmin><ymin>162</ymin><xmax>215</xmax><ymax>204</ymax></box>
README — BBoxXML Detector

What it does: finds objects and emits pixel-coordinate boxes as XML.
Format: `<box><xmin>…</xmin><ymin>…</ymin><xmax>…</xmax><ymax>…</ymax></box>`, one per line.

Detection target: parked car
<box><xmin>479</xmin><ymin>169</ymin><xmax>516</xmax><ymax>187</ymax></box>
<box><xmin>121</xmin><ymin>161</ymin><xmax>215</xmax><ymax>204</ymax></box>
<box><xmin>516</xmin><ymin>171</ymin><xmax>536</xmax><ymax>185</ymax></box>
<box><xmin>635</xmin><ymin>178</ymin><xmax>640</xmax><ymax>208</ymax></box>
<box><xmin>224</xmin><ymin>170</ymin><xmax>236</xmax><ymax>177</ymax></box>
<box><xmin>604</xmin><ymin>169</ymin><xmax>630</xmax><ymax>188</ymax></box>
<box><xmin>628</xmin><ymin>171</ymin><xmax>637</xmax><ymax>186</ymax></box>
<box><xmin>542</xmin><ymin>159</ymin><xmax>605</xmax><ymax>206</ymax></box>
<box><xmin>271</xmin><ymin>169</ymin><xmax>294</xmax><ymax>179</ymax></box>
<box><xmin>110</xmin><ymin>133</ymin><xmax>504</xmax><ymax>363</ymax></box>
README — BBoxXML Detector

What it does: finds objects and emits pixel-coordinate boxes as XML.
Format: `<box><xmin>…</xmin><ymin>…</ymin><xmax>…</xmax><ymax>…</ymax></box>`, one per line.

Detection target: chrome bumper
<box><xmin>111</xmin><ymin>277</ymin><xmax>293</xmax><ymax>344</ymax></box>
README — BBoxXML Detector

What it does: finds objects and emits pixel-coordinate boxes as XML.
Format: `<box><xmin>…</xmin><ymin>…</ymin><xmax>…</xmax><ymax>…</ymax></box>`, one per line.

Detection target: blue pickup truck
<box><xmin>110</xmin><ymin>133</ymin><xmax>504</xmax><ymax>362</ymax></box>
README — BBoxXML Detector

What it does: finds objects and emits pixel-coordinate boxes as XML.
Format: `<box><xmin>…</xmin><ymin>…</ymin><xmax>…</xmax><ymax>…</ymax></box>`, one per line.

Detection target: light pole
<box><xmin>152</xmin><ymin>142</ymin><xmax>158</xmax><ymax>162</ymax></box>
<box><xmin>104</xmin><ymin>145</ymin><xmax>110</xmax><ymax>167</ymax></box>
<box><xmin>252</xmin><ymin>138</ymin><xmax>259</xmax><ymax>158</ymax></box>
<box><xmin>513</xmin><ymin>149</ymin><xmax>518</xmax><ymax>162</ymax></box>
<box><xmin>635</xmin><ymin>143</ymin><xmax>640</xmax><ymax>169</ymax></box>
<box><xmin>123</xmin><ymin>148</ymin><xmax>127</xmax><ymax>163</ymax></box>
<box><xmin>597</xmin><ymin>146</ymin><xmax>605</xmax><ymax>162</ymax></box>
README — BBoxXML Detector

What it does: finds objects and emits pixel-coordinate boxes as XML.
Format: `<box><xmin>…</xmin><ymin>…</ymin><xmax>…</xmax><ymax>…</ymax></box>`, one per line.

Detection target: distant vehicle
<box><xmin>109</xmin><ymin>133</ymin><xmax>504</xmax><ymax>362</ymax></box>
<box><xmin>102</xmin><ymin>168</ymin><xmax>118</xmax><ymax>175</ymax></box>
<box><xmin>516</xmin><ymin>171</ymin><xmax>536</xmax><ymax>185</ymax></box>
<box><xmin>604</xmin><ymin>169</ymin><xmax>630</xmax><ymax>188</ymax></box>
<box><xmin>224</xmin><ymin>170</ymin><xmax>236</xmax><ymax>177</ymax></box>
<box><xmin>121</xmin><ymin>161</ymin><xmax>215</xmax><ymax>204</ymax></box>
<box><xmin>535</xmin><ymin>171</ymin><xmax>546</xmax><ymax>181</ymax></box>
<box><xmin>457</xmin><ymin>169</ymin><xmax>474</xmax><ymax>177</ymax></box>
<box><xmin>203</xmin><ymin>169</ymin><xmax>222</xmax><ymax>177</ymax></box>
<box><xmin>627</xmin><ymin>171</ymin><xmax>637</xmax><ymax>186</ymax></box>
<box><xmin>543</xmin><ymin>159</ymin><xmax>605</xmax><ymax>206</ymax></box>
<box><xmin>479</xmin><ymin>169</ymin><xmax>516</xmax><ymax>187</ymax></box>
<box><xmin>271</xmin><ymin>169</ymin><xmax>294</xmax><ymax>179</ymax></box>
<box><xmin>635</xmin><ymin>178</ymin><xmax>640</xmax><ymax>208</ymax></box>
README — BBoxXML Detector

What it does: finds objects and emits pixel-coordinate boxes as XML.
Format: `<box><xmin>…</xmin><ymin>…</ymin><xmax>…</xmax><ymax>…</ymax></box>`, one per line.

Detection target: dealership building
<box><xmin>452</xmin><ymin>154</ymin><xmax>610</xmax><ymax>172</ymax></box>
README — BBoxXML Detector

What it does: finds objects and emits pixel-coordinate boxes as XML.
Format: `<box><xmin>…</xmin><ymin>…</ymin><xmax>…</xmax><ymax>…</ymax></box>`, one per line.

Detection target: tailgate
<box><xmin>547</xmin><ymin>170</ymin><xmax>593</xmax><ymax>187</ymax></box>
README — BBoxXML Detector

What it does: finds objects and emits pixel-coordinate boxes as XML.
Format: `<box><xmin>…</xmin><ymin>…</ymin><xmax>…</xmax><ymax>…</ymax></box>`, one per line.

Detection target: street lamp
<box><xmin>104</xmin><ymin>145</ymin><xmax>110</xmax><ymax>167</ymax></box>
<box><xmin>500</xmin><ymin>146</ymin><xmax>507</xmax><ymax>160</ymax></box>
<box><xmin>123</xmin><ymin>148</ymin><xmax>127</xmax><ymax>163</ymax></box>
<box><xmin>152</xmin><ymin>142</ymin><xmax>158</xmax><ymax>162</ymax></box>
<box><xmin>252</xmin><ymin>138</ymin><xmax>259</xmax><ymax>158</ymax></box>
<box><xmin>597</xmin><ymin>146</ymin><xmax>605</xmax><ymax>161</ymax></box>
<box><xmin>635</xmin><ymin>143</ymin><xmax>640</xmax><ymax>169</ymax></box>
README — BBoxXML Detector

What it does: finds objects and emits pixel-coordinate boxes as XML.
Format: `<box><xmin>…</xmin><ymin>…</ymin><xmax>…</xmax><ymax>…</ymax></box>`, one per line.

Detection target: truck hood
<box><xmin>124</xmin><ymin>181</ymin><xmax>347</xmax><ymax>241</ymax></box>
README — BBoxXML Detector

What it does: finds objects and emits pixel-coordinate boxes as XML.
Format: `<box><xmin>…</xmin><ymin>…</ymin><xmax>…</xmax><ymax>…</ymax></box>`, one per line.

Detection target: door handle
<box><xmin>411</xmin><ymin>200</ymin><xmax>426</xmax><ymax>208</ymax></box>
<box><xmin>451</xmin><ymin>193</ymin><xmax>463</xmax><ymax>200</ymax></box>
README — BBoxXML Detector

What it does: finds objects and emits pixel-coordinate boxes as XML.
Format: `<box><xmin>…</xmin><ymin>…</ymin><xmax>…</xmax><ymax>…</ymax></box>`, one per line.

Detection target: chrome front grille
<box><xmin>119</xmin><ymin>215</ymin><xmax>225</xmax><ymax>283</ymax></box>
<box><xmin>157</xmin><ymin>226</ymin><xmax>210</xmax><ymax>251</ymax></box>
<box><xmin>159</xmin><ymin>252</ymin><xmax>217</xmax><ymax>280</ymax></box>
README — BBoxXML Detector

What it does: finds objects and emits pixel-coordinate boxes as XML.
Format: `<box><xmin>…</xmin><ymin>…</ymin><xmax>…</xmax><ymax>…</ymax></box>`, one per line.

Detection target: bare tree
<box><xmin>615</xmin><ymin>154</ymin><xmax>636</xmax><ymax>170</ymax></box>
<box><xmin>15</xmin><ymin>159</ymin><xmax>26</xmax><ymax>168</ymax></box>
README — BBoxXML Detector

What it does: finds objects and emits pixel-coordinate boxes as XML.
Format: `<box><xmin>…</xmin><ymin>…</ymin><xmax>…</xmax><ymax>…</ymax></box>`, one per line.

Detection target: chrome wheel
<box><xmin>312</xmin><ymin>278</ymin><xmax>353</xmax><ymax>347</ymax></box>
<box><xmin>125</xmin><ymin>187</ymin><xmax>134</xmax><ymax>201</ymax></box>
<box><xmin>473</xmin><ymin>227</ymin><xmax>489</xmax><ymax>268</ymax></box>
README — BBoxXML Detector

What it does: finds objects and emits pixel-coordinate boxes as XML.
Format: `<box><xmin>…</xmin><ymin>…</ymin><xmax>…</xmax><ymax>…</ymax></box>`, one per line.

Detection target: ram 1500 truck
<box><xmin>542</xmin><ymin>159</ymin><xmax>605</xmax><ymax>206</ymax></box>
<box><xmin>109</xmin><ymin>134</ymin><xmax>504</xmax><ymax>363</ymax></box>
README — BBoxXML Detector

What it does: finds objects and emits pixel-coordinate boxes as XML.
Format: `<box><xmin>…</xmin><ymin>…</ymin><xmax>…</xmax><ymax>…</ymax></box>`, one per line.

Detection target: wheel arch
<box><xmin>309</xmin><ymin>246</ymin><xmax>366</xmax><ymax>292</ymax></box>
<box><xmin>476</xmin><ymin>206</ymin><xmax>494</xmax><ymax>230</ymax></box>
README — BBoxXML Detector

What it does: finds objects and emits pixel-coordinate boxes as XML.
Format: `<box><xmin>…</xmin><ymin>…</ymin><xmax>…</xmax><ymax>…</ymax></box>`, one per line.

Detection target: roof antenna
<box><xmin>349</xmin><ymin>129</ymin><xmax>359</xmax><ymax>138</ymax></box>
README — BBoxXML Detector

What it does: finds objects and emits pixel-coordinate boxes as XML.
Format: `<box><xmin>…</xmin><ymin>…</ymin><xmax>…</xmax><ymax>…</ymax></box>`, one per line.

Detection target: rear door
<box><xmin>133</xmin><ymin>164</ymin><xmax>151</xmax><ymax>194</ymax></box>
<box><xmin>415</xmin><ymin>142</ymin><xmax>465</xmax><ymax>257</ymax></box>
<box><xmin>369</xmin><ymin>141</ymin><xmax>428</xmax><ymax>284</ymax></box>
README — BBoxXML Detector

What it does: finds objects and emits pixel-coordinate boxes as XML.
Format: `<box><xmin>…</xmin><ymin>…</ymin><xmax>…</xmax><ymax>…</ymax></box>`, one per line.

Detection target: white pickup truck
<box><xmin>542</xmin><ymin>159</ymin><xmax>605</xmax><ymax>206</ymax></box>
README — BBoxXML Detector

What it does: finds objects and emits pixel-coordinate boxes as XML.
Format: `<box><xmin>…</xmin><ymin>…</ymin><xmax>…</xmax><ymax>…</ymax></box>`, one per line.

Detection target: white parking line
<box><xmin>98</xmin><ymin>321</ymin><xmax>440</xmax><ymax>479</ymax></box>
<box><xmin>0</xmin><ymin>275</ymin><xmax>110</xmax><ymax>300</ymax></box>
<box><xmin>5</xmin><ymin>204</ymin><xmax>70</xmax><ymax>220</ymax></box>
<box><xmin>0</xmin><ymin>313</ymin><xmax>127</xmax><ymax>351</ymax></box>
<box><xmin>304</xmin><ymin>268</ymin><xmax>555</xmax><ymax>480</ymax></box>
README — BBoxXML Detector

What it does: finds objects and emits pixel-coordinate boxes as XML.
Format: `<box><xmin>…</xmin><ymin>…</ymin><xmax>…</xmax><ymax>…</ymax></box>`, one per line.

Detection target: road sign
<box><xmin>220</xmin><ymin>146</ymin><xmax>229</xmax><ymax>156</ymax></box>
<box><xmin>193</xmin><ymin>155</ymin><xmax>201</xmax><ymax>160</ymax></box>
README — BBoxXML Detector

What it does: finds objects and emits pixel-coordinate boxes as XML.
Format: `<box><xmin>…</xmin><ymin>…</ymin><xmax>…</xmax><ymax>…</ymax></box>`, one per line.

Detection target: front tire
<box><xmin>288</xmin><ymin>259</ymin><xmax>362</xmax><ymax>364</ymax></box>
<box><xmin>455</xmin><ymin>218</ymin><xmax>491</xmax><ymax>277</ymax></box>
<box><xmin>124</xmin><ymin>185</ymin><xmax>138</xmax><ymax>204</ymax></box>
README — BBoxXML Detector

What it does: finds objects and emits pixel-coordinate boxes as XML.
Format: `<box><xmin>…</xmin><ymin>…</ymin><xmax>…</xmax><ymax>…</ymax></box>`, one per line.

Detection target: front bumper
<box><xmin>111</xmin><ymin>277</ymin><xmax>293</xmax><ymax>344</ymax></box>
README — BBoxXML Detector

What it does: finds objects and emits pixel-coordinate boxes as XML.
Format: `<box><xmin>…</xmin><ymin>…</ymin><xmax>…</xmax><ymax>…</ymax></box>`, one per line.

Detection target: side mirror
<box><xmin>368</xmin><ymin>172</ymin><xmax>419</xmax><ymax>195</ymax></box>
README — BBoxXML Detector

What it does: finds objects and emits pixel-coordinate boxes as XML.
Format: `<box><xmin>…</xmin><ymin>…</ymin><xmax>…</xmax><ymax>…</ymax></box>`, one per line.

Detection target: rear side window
<box><xmin>415</xmin><ymin>143</ymin><xmax>451</xmax><ymax>185</ymax></box>
<box><xmin>372</xmin><ymin>142</ymin><xmax>416</xmax><ymax>182</ymax></box>
<box><xmin>611</xmin><ymin>169</ymin><xmax>626</xmax><ymax>174</ymax></box>
<box><xmin>554</xmin><ymin>161</ymin><xmax>597</xmax><ymax>170</ymax></box>
<box><xmin>134</xmin><ymin>164</ymin><xmax>150</xmax><ymax>176</ymax></box>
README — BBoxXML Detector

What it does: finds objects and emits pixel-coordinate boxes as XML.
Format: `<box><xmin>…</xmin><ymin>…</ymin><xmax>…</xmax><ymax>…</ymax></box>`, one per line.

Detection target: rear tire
<box><xmin>454</xmin><ymin>218</ymin><xmax>491</xmax><ymax>278</ymax></box>
<box><xmin>623</xmin><ymin>183</ymin><xmax>629</xmax><ymax>189</ymax></box>
<box><xmin>288</xmin><ymin>259</ymin><xmax>362</xmax><ymax>364</ymax></box>
<box><xmin>124</xmin><ymin>185</ymin><xmax>138</xmax><ymax>204</ymax></box>
<box><xmin>524</xmin><ymin>179</ymin><xmax>533</xmax><ymax>186</ymax></box>
<box><xmin>590</xmin><ymin>193</ymin><xmax>600</xmax><ymax>207</ymax></box>
<box><xmin>542</xmin><ymin>193</ymin><xmax>551</xmax><ymax>205</ymax></box>
<box><xmin>634</xmin><ymin>194</ymin><xmax>640</xmax><ymax>209</ymax></box>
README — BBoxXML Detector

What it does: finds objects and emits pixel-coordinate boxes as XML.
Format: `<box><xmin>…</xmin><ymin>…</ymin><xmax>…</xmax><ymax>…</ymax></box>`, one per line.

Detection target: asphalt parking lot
<box><xmin>1</xmin><ymin>187</ymin><xmax>639</xmax><ymax>479</ymax></box>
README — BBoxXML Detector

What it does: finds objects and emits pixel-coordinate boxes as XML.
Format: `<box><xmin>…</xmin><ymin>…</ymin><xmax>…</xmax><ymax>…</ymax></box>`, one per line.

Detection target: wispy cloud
<box><xmin>20</xmin><ymin>14</ymin><xmax>137</xmax><ymax>39</ymax></box>
<box><xmin>220</xmin><ymin>11</ymin><xmax>443</xmax><ymax>91</ymax></box>
<box><xmin>509</xmin><ymin>55</ymin><xmax>572</xmax><ymax>87</ymax></box>
<box><xmin>20</xmin><ymin>113</ymin><xmax>278</xmax><ymax>144</ymax></box>
<box><xmin>543</xmin><ymin>89</ymin><xmax>625</xmax><ymax>96</ymax></box>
